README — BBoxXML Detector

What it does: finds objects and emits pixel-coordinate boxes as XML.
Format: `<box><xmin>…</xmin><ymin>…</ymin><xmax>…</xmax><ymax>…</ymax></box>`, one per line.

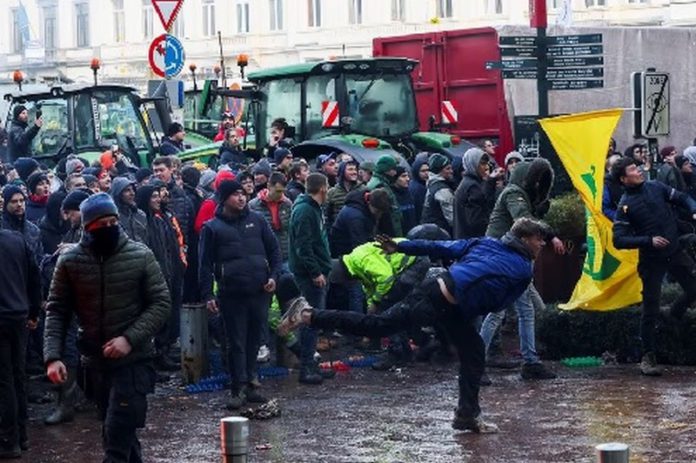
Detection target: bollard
<box><xmin>220</xmin><ymin>417</ymin><xmax>249</xmax><ymax>463</ymax></box>
<box><xmin>596</xmin><ymin>443</ymin><xmax>629</xmax><ymax>463</ymax></box>
<box><xmin>180</xmin><ymin>303</ymin><xmax>209</xmax><ymax>384</ymax></box>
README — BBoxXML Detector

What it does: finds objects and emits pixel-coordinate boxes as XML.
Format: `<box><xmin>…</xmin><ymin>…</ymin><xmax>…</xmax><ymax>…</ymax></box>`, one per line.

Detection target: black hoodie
<box><xmin>39</xmin><ymin>191</ymin><xmax>69</xmax><ymax>254</ymax></box>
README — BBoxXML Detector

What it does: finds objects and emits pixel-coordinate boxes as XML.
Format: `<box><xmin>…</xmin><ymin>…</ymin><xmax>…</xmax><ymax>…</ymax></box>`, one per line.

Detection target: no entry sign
<box><xmin>148</xmin><ymin>34</ymin><xmax>185</xmax><ymax>78</ymax></box>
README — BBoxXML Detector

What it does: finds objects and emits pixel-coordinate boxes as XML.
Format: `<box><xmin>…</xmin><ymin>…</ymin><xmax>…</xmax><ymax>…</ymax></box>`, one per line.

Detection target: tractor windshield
<box><xmin>90</xmin><ymin>90</ymin><xmax>149</xmax><ymax>150</ymax></box>
<box><xmin>344</xmin><ymin>73</ymin><xmax>417</xmax><ymax>138</ymax></box>
<box><xmin>23</xmin><ymin>99</ymin><xmax>70</xmax><ymax>157</ymax></box>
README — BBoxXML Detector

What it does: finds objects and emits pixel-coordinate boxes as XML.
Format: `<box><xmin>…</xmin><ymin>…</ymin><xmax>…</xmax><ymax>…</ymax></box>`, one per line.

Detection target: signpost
<box><xmin>148</xmin><ymin>33</ymin><xmax>186</xmax><ymax>78</ymax></box>
<box><xmin>152</xmin><ymin>0</ymin><xmax>184</xmax><ymax>31</ymax></box>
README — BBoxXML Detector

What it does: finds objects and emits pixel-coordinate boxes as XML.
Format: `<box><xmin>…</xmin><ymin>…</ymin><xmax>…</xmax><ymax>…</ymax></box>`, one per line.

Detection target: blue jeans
<box><xmin>479</xmin><ymin>285</ymin><xmax>539</xmax><ymax>365</ymax></box>
<box><xmin>295</xmin><ymin>276</ymin><xmax>327</xmax><ymax>368</ymax></box>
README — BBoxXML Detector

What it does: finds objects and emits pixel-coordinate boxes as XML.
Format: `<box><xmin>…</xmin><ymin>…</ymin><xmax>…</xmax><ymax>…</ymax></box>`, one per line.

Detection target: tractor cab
<box><xmin>3</xmin><ymin>84</ymin><xmax>155</xmax><ymax>167</ymax></box>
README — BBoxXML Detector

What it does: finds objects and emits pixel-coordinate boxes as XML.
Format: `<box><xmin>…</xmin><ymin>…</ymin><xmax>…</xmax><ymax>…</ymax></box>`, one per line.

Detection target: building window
<box><xmin>586</xmin><ymin>0</ymin><xmax>607</xmax><ymax>6</ymax></box>
<box><xmin>391</xmin><ymin>0</ymin><xmax>406</xmax><ymax>21</ymax></box>
<box><xmin>308</xmin><ymin>0</ymin><xmax>321</xmax><ymax>27</ymax></box>
<box><xmin>172</xmin><ymin>16</ymin><xmax>185</xmax><ymax>37</ymax></box>
<box><xmin>437</xmin><ymin>0</ymin><xmax>453</xmax><ymax>18</ymax></box>
<box><xmin>11</xmin><ymin>9</ymin><xmax>25</xmax><ymax>54</ymax></box>
<box><xmin>269</xmin><ymin>0</ymin><xmax>283</xmax><ymax>31</ymax></box>
<box><xmin>628</xmin><ymin>0</ymin><xmax>646</xmax><ymax>3</ymax></box>
<box><xmin>237</xmin><ymin>1</ymin><xmax>250</xmax><ymax>33</ymax></box>
<box><xmin>203</xmin><ymin>0</ymin><xmax>216</xmax><ymax>37</ymax></box>
<box><xmin>113</xmin><ymin>0</ymin><xmax>125</xmax><ymax>42</ymax></box>
<box><xmin>485</xmin><ymin>0</ymin><xmax>503</xmax><ymax>14</ymax></box>
<box><xmin>44</xmin><ymin>6</ymin><xmax>58</xmax><ymax>55</ymax></box>
<box><xmin>75</xmin><ymin>2</ymin><xmax>90</xmax><ymax>47</ymax></box>
<box><xmin>349</xmin><ymin>0</ymin><xmax>362</xmax><ymax>24</ymax></box>
<box><xmin>142</xmin><ymin>0</ymin><xmax>154</xmax><ymax>39</ymax></box>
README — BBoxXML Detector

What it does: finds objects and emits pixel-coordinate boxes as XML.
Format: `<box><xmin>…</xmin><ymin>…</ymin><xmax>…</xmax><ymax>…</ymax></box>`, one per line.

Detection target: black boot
<box><xmin>44</xmin><ymin>369</ymin><xmax>78</xmax><ymax>425</ymax></box>
<box><xmin>243</xmin><ymin>384</ymin><xmax>268</xmax><ymax>404</ymax></box>
<box><xmin>225</xmin><ymin>388</ymin><xmax>247</xmax><ymax>410</ymax></box>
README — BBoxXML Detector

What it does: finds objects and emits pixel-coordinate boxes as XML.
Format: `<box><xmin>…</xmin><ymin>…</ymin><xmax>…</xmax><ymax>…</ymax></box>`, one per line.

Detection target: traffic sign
<box><xmin>547</xmin><ymin>45</ymin><xmax>603</xmax><ymax>57</ymax></box>
<box><xmin>500</xmin><ymin>47</ymin><xmax>538</xmax><ymax>58</ymax></box>
<box><xmin>499</xmin><ymin>36</ymin><xmax>539</xmax><ymax>47</ymax></box>
<box><xmin>148</xmin><ymin>34</ymin><xmax>186</xmax><ymax>78</ymax></box>
<box><xmin>485</xmin><ymin>59</ymin><xmax>538</xmax><ymax>70</ymax></box>
<box><xmin>549</xmin><ymin>80</ymin><xmax>604</xmax><ymax>91</ymax></box>
<box><xmin>547</xmin><ymin>68</ymin><xmax>604</xmax><ymax>79</ymax></box>
<box><xmin>546</xmin><ymin>34</ymin><xmax>602</xmax><ymax>46</ymax></box>
<box><xmin>503</xmin><ymin>69</ymin><xmax>539</xmax><ymax>80</ymax></box>
<box><xmin>641</xmin><ymin>72</ymin><xmax>670</xmax><ymax>136</ymax></box>
<box><xmin>549</xmin><ymin>56</ymin><xmax>604</xmax><ymax>68</ymax></box>
<box><xmin>152</xmin><ymin>0</ymin><xmax>184</xmax><ymax>31</ymax></box>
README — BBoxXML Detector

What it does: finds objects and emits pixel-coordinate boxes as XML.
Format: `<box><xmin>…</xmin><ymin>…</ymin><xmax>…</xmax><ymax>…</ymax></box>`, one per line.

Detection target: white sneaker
<box><xmin>256</xmin><ymin>345</ymin><xmax>270</xmax><ymax>363</ymax></box>
<box><xmin>313</xmin><ymin>351</ymin><xmax>322</xmax><ymax>362</ymax></box>
<box><xmin>277</xmin><ymin>297</ymin><xmax>312</xmax><ymax>336</ymax></box>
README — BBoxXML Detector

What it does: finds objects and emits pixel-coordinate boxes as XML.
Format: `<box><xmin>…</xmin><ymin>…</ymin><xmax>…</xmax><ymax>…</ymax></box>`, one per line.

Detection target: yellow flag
<box><xmin>540</xmin><ymin>109</ymin><xmax>642</xmax><ymax>311</ymax></box>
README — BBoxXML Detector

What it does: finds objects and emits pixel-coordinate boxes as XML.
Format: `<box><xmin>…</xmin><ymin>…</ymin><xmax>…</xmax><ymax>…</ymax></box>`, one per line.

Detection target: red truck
<box><xmin>373</xmin><ymin>27</ymin><xmax>514</xmax><ymax>165</ymax></box>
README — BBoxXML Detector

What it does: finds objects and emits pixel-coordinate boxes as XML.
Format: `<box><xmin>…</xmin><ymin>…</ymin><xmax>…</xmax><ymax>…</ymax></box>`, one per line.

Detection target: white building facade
<box><xmin>2</xmin><ymin>0</ymin><xmax>696</xmax><ymax>85</ymax></box>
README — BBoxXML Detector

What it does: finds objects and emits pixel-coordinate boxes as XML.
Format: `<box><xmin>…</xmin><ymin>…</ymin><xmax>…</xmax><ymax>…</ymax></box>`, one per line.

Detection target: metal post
<box><xmin>536</xmin><ymin>26</ymin><xmax>549</xmax><ymax>118</ymax></box>
<box><xmin>180</xmin><ymin>303</ymin><xmax>209</xmax><ymax>384</ymax></box>
<box><xmin>220</xmin><ymin>417</ymin><xmax>249</xmax><ymax>463</ymax></box>
<box><xmin>596</xmin><ymin>443</ymin><xmax>629</xmax><ymax>463</ymax></box>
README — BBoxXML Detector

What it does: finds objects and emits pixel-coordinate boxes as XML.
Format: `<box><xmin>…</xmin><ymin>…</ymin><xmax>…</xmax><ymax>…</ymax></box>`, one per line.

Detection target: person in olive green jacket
<box><xmin>44</xmin><ymin>193</ymin><xmax>170</xmax><ymax>463</ymax></box>
<box><xmin>288</xmin><ymin>173</ymin><xmax>335</xmax><ymax>385</ymax></box>
<box><xmin>367</xmin><ymin>154</ymin><xmax>403</xmax><ymax>237</ymax></box>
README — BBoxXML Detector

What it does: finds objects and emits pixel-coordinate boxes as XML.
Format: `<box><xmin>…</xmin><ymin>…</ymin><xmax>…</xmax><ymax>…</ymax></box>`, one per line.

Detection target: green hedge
<box><xmin>537</xmin><ymin>284</ymin><xmax>696</xmax><ymax>365</ymax></box>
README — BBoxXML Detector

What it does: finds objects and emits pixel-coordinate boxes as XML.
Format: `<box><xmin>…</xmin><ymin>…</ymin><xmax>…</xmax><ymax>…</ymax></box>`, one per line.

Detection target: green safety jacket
<box><xmin>342</xmin><ymin>239</ymin><xmax>416</xmax><ymax>307</ymax></box>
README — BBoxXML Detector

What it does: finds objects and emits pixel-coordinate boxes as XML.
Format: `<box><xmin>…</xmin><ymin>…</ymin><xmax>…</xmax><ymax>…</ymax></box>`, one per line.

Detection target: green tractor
<box><xmin>193</xmin><ymin>57</ymin><xmax>476</xmax><ymax>167</ymax></box>
<box><xmin>3</xmin><ymin>84</ymin><xmax>158</xmax><ymax>168</ymax></box>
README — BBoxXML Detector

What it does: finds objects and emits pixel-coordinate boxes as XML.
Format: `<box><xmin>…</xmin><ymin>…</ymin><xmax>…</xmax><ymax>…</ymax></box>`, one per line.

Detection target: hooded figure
<box><xmin>13</xmin><ymin>157</ymin><xmax>40</xmax><ymax>182</ymax></box>
<box><xmin>109</xmin><ymin>177</ymin><xmax>148</xmax><ymax>244</ymax></box>
<box><xmin>454</xmin><ymin>148</ymin><xmax>498</xmax><ymax>239</ymax></box>
<box><xmin>1</xmin><ymin>185</ymin><xmax>43</xmax><ymax>264</ymax></box>
<box><xmin>421</xmin><ymin>153</ymin><xmax>455</xmax><ymax>234</ymax></box>
<box><xmin>367</xmin><ymin>155</ymin><xmax>402</xmax><ymax>236</ymax></box>
<box><xmin>7</xmin><ymin>105</ymin><xmax>41</xmax><ymax>162</ymax></box>
<box><xmin>326</xmin><ymin>160</ymin><xmax>362</xmax><ymax>226</ymax></box>
<box><xmin>329</xmin><ymin>188</ymin><xmax>392</xmax><ymax>257</ymax></box>
<box><xmin>486</xmin><ymin>158</ymin><xmax>554</xmax><ymax>239</ymax></box>
<box><xmin>39</xmin><ymin>190</ymin><xmax>69</xmax><ymax>254</ymax></box>
<box><xmin>409</xmin><ymin>152</ymin><xmax>429</xmax><ymax>222</ymax></box>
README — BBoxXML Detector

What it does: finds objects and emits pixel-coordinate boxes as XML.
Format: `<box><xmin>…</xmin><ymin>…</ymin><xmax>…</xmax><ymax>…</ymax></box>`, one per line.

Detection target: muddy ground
<box><xmin>24</xmin><ymin>360</ymin><xmax>696</xmax><ymax>463</ymax></box>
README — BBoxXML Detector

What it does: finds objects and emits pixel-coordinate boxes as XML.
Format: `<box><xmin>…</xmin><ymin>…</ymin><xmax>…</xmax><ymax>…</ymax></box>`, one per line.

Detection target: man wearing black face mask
<box><xmin>44</xmin><ymin>193</ymin><xmax>170</xmax><ymax>462</ymax></box>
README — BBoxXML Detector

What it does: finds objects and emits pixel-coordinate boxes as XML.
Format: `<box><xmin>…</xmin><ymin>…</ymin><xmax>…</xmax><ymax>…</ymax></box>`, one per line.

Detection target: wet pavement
<box><xmin>24</xmin><ymin>359</ymin><xmax>696</xmax><ymax>463</ymax></box>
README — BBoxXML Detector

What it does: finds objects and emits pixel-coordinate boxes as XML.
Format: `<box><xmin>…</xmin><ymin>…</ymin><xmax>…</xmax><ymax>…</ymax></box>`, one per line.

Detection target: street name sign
<box><xmin>547</xmin><ymin>45</ymin><xmax>603</xmax><ymax>57</ymax></box>
<box><xmin>485</xmin><ymin>59</ymin><xmax>538</xmax><ymax>70</ymax></box>
<box><xmin>546</xmin><ymin>34</ymin><xmax>602</xmax><ymax>46</ymax></box>
<box><xmin>549</xmin><ymin>79</ymin><xmax>604</xmax><ymax>90</ymax></box>
<box><xmin>547</xmin><ymin>68</ymin><xmax>604</xmax><ymax>79</ymax></box>
<box><xmin>548</xmin><ymin>56</ymin><xmax>604</xmax><ymax>68</ymax></box>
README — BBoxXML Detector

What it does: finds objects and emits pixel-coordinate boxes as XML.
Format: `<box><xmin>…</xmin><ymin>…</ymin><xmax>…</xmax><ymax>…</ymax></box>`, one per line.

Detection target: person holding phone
<box><xmin>7</xmin><ymin>105</ymin><xmax>42</xmax><ymax>162</ymax></box>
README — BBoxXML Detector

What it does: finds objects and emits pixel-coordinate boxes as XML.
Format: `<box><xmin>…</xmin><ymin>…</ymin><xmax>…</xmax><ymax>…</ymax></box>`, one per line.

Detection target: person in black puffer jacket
<box><xmin>7</xmin><ymin>105</ymin><xmax>41</xmax><ymax>162</ymax></box>
<box><xmin>330</xmin><ymin>188</ymin><xmax>392</xmax><ymax>258</ymax></box>
<box><xmin>199</xmin><ymin>180</ymin><xmax>281</xmax><ymax>410</ymax></box>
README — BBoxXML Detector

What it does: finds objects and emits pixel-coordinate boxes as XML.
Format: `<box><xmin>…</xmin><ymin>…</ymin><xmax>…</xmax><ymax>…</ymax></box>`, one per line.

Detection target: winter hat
<box><xmin>167</xmin><ymin>122</ymin><xmax>185</xmax><ymax>137</ymax></box>
<box><xmin>13</xmin><ymin>105</ymin><xmax>27</xmax><ymax>121</ymax></box>
<box><xmin>181</xmin><ymin>165</ymin><xmax>202</xmax><ymax>189</ymax></box>
<box><xmin>375</xmin><ymin>155</ymin><xmax>398</xmax><ymax>174</ymax></box>
<box><xmin>135</xmin><ymin>185</ymin><xmax>158</xmax><ymax>213</ymax></box>
<box><xmin>359</xmin><ymin>161</ymin><xmax>375</xmax><ymax>173</ymax></box>
<box><xmin>83</xmin><ymin>174</ymin><xmax>98</xmax><ymax>187</ymax></box>
<box><xmin>135</xmin><ymin>168</ymin><xmax>153</xmax><ymax>184</ymax></box>
<box><xmin>675</xmin><ymin>154</ymin><xmax>690</xmax><ymax>170</ymax></box>
<box><xmin>45</xmin><ymin>191</ymin><xmax>67</xmax><ymax>227</ymax></box>
<box><xmin>65</xmin><ymin>157</ymin><xmax>85</xmax><ymax>176</ymax></box>
<box><xmin>13</xmin><ymin>157</ymin><xmax>40</xmax><ymax>181</ymax></box>
<box><xmin>273</xmin><ymin>148</ymin><xmax>292</xmax><ymax>166</ymax></box>
<box><xmin>80</xmin><ymin>192</ymin><xmax>119</xmax><ymax>227</ymax></box>
<box><xmin>660</xmin><ymin>146</ymin><xmax>677</xmax><ymax>161</ymax></box>
<box><xmin>213</xmin><ymin>170</ymin><xmax>236</xmax><ymax>191</ymax></box>
<box><xmin>100</xmin><ymin>151</ymin><xmax>115</xmax><ymax>171</ymax></box>
<box><xmin>251</xmin><ymin>159</ymin><xmax>272</xmax><ymax>178</ymax></box>
<box><xmin>62</xmin><ymin>189</ymin><xmax>91</xmax><ymax>212</ymax></box>
<box><xmin>216</xmin><ymin>180</ymin><xmax>244</xmax><ymax>204</ymax></box>
<box><xmin>428</xmin><ymin>153</ymin><xmax>451</xmax><ymax>175</ymax></box>
<box><xmin>26</xmin><ymin>172</ymin><xmax>48</xmax><ymax>194</ymax></box>
<box><xmin>316</xmin><ymin>152</ymin><xmax>337</xmax><ymax>170</ymax></box>
<box><xmin>199</xmin><ymin>169</ymin><xmax>216</xmax><ymax>190</ymax></box>
<box><xmin>82</xmin><ymin>167</ymin><xmax>102</xmax><ymax>178</ymax></box>
<box><xmin>504</xmin><ymin>151</ymin><xmax>524</xmax><ymax>166</ymax></box>
<box><xmin>2</xmin><ymin>185</ymin><xmax>25</xmax><ymax>210</ymax></box>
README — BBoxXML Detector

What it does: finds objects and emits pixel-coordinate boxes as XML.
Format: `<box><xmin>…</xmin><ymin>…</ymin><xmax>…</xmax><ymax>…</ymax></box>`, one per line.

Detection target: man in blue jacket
<box><xmin>278</xmin><ymin>217</ymin><xmax>550</xmax><ymax>433</ymax></box>
<box><xmin>199</xmin><ymin>179</ymin><xmax>281</xmax><ymax>409</ymax></box>
<box><xmin>612</xmin><ymin>157</ymin><xmax>696</xmax><ymax>376</ymax></box>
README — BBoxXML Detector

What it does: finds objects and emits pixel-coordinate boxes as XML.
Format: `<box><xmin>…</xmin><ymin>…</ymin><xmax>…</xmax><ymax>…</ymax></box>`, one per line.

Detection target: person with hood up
<box><xmin>421</xmin><ymin>153</ymin><xmax>455</xmax><ymax>235</ymax></box>
<box><xmin>109</xmin><ymin>177</ymin><xmax>148</xmax><ymax>244</ymax></box>
<box><xmin>7</xmin><ymin>105</ymin><xmax>42</xmax><ymax>162</ymax></box>
<box><xmin>409</xmin><ymin>153</ymin><xmax>429</xmax><ymax>223</ymax></box>
<box><xmin>286</xmin><ymin>162</ymin><xmax>308</xmax><ymax>202</ymax></box>
<box><xmin>330</xmin><ymin>188</ymin><xmax>392</xmax><ymax>258</ymax></box>
<box><xmin>198</xmin><ymin>169</ymin><xmax>216</xmax><ymax>198</ymax></box>
<box><xmin>199</xmin><ymin>180</ymin><xmax>281</xmax><ymax>409</ymax></box>
<box><xmin>252</xmin><ymin>159</ymin><xmax>272</xmax><ymax>196</ymax></box>
<box><xmin>367</xmin><ymin>154</ymin><xmax>402</xmax><ymax>236</ymax></box>
<box><xmin>218</xmin><ymin>128</ymin><xmax>247</xmax><ymax>170</ymax></box>
<box><xmin>675</xmin><ymin>155</ymin><xmax>696</xmax><ymax>200</ymax></box>
<box><xmin>160</xmin><ymin>123</ymin><xmax>186</xmax><ymax>156</ymax></box>
<box><xmin>454</xmin><ymin>148</ymin><xmax>503</xmax><ymax>239</ymax></box>
<box><xmin>503</xmin><ymin>151</ymin><xmax>524</xmax><ymax>183</ymax></box>
<box><xmin>1</xmin><ymin>185</ymin><xmax>43</xmax><ymax>264</ymax></box>
<box><xmin>392</xmin><ymin>166</ymin><xmax>417</xmax><ymax>235</ymax></box>
<box><xmin>39</xmin><ymin>191</ymin><xmax>69</xmax><ymax>255</ymax></box>
<box><xmin>194</xmin><ymin>170</ymin><xmax>237</xmax><ymax>234</ymax></box>
<box><xmin>181</xmin><ymin>166</ymin><xmax>206</xmax><ymax>302</ymax></box>
<box><xmin>325</xmin><ymin>160</ymin><xmax>362</xmax><ymax>226</ymax></box>
<box><xmin>25</xmin><ymin>171</ymin><xmax>51</xmax><ymax>224</ymax></box>
<box><xmin>135</xmin><ymin>185</ymin><xmax>183</xmax><ymax>371</ymax></box>
<box><xmin>13</xmin><ymin>157</ymin><xmax>40</xmax><ymax>183</ymax></box>
<box><xmin>482</xmin><ymin>158</ymin><xmax>565</xmax><ymax>381</ymax></box>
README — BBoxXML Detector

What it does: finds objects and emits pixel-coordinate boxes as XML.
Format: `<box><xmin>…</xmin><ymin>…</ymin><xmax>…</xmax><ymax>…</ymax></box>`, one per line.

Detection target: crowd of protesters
<box><xmin>3</xmin><ymin>104</ymin><xmax>696</xmax><ymax>459</ymax></box>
